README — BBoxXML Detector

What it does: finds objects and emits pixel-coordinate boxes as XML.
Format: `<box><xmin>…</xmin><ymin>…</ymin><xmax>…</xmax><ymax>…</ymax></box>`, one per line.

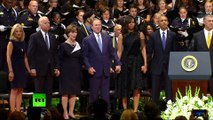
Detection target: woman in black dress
<box><xmin>59</xmin><ymin>24</ymin><xmax>82</xmax><ymax>119</ymax></box>
<box><xmin>116</xmin><ymin>15</ymin><xmax>147</xmax><ymax>112</ymax></box>
<box><xmin>6</xmin><ymin>23</ymin><xmax>30</xmax><ymax>112</ymax></box>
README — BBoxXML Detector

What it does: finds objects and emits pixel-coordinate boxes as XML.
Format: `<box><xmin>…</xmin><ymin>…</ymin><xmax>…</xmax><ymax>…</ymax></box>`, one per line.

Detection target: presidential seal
<box><xmin>181</xmin><ymin>55</ymin><xmax>198</xmax><ymax>72</ymax></box>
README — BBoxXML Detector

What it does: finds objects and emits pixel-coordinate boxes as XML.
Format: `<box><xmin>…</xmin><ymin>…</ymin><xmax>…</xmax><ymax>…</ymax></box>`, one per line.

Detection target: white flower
<box><xmin>161</xmin><ymin>86</ymin><xmax>213</xmax><ymax>120</ymax></box>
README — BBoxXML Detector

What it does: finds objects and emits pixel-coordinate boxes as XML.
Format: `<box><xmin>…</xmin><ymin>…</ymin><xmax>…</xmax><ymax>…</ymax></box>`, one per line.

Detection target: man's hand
<box><xmin>88</xmin><ymin>67</ymin><xmax>96</xmax><ymax>75</ymax></box>
<box><xmin>30</xmin><ymin>69</ymin><xmax>37</xmax><ymax>77</ymax></box>
<box><xmin>54</xmin><ymin>69</ymin><xmax>60</xmax><ymax>77</ymax></box>
<box><xmin>115</xmin><ymin>65</ymin><xmax>121</xmax><ymax>74</ymax></box>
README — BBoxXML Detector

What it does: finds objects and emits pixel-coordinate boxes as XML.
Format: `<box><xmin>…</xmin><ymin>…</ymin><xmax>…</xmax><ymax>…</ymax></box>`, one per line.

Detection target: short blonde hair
<box><xmin>9</xmin><ymin>23</ymin><xmax>25</xmax><ymax>41</ymax></box>
<box><xmin>120</xmin><ymin>109</ymin><xmax>138</xmax><ymax>120</ymax></box>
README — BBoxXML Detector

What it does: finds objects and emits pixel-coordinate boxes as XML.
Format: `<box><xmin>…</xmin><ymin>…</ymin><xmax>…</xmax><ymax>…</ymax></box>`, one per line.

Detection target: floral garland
<box><xmin>161</xmin><ymin>86</ymin><xmax>213</xmax><ymax>119</ymax></box>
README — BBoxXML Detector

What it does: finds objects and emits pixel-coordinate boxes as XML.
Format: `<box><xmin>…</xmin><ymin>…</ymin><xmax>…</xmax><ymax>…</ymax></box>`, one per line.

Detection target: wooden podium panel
<box><xmin>172</xmin><ymin>80</ymin><xmax>208</xmax><ymax>100</ymax></box>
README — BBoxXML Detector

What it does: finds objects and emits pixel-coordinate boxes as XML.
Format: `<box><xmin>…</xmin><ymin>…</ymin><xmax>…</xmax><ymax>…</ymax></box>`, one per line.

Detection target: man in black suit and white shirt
<box><xmin>147</xmin><ymin>15</ymin><xmax>177</xmax><ymax>104</ymax></box>
<box><xmin>27</xmin><ymin>16</ymin><xmax>60</xmax><ymax>108</ymax></box>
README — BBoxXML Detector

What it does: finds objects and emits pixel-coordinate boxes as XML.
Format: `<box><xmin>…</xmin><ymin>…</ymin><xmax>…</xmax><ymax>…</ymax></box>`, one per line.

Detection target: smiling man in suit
<box><xmin>27</xmin><ymin>16</ymin><xmax>60</xmax><ymax>108</ymax></box>
<box><xmin>82</xmin><ymin>18</ymin><xmax>121</xmax><ymax>107</ymax></box>
<box><xmin>192</xmin><ymin>14</ymin><xmax>213</xmax><ymax>95</ymax></box>
<box><xmin>147</xmin><ymin>15</ymin><xmax>177</xmax><ymax>105</ymax></box>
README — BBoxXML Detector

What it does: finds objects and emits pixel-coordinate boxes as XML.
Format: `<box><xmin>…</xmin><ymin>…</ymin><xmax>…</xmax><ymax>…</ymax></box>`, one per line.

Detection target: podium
<box><xmin>168</xmin><ymin>52</ymin><xmax>212</xmax><ymax>100</ymax></box>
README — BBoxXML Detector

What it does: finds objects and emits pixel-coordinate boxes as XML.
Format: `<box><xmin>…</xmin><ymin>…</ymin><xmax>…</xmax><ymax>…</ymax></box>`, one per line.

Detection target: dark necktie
<box><xmin>162</xmin><ymin>32</ymin><xmax>166</xmax><ymax>49</ymax></box>
<box><xmin>97</xmin><ymin>34</ymin><xmax>102</xmax><ymax>52</ymax></box>
<box><xmin>44</xmin><ymin>33</ymin><xmax>50</xmax><ymax>49</ymax></box>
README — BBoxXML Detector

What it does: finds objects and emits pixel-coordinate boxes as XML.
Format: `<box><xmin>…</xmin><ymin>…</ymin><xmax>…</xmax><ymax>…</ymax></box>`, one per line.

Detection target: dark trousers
<box><xmin>89</xmin><ymin>75</ymin><xmax>110</xmax><ymax>107</ymax></box>
<box><xmin>151</xmin><ymin>69</ymin><xmax>172</xmax><ymax>105</ymax></box>
<box><xmin>34</xmin><ymin>71</ymin><xmax>53</xmax><ymax>108</ymax></box>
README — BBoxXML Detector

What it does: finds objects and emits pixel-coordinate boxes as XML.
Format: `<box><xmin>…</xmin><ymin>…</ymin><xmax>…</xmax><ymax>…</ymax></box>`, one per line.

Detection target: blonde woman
<box><xmin>6</xmin><ymin>23</ymin><xmax>30</xmax><ymax>112</ymax></box>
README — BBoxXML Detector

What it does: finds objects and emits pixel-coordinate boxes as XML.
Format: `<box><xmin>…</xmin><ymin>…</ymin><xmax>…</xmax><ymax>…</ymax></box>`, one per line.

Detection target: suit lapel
<box><xmin>210</xmin><ymin>32</ymin><xmax>213</xmax><ymax>49</ymax></box>
<box><xmin>38</xmin><ymin>31</ymin><xmax>48</xmax><ymax>50</ymax></box>
<box><xmin>48</xmin><ymin>33</ymin><xmax>53</xmax><ymax>50</ymax></box>
<box><xmin>201</xmin><ymin>30</ymin><xmax>209</xmax><ymax>49</ymax></box>
<box><xmin>39</xmin><ymin>31</ymin><xmax>51</xmax><ymax>50</ymax></box>
<box><xmin>165</xmin><ymin>30</ymin><xmax>171</xmax><ymax>50</ymax></box>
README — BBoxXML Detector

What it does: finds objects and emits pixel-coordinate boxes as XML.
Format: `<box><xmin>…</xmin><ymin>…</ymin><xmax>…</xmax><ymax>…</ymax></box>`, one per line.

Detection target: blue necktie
<box><xmin>97</xmin><ymin>34</ymin><xmax>102</xmax><ymax>52</ymax></box>
<box><xmin>162</xmin><ymin>32</ymin><xmax>166</xmax><ymax>49</ymax></box>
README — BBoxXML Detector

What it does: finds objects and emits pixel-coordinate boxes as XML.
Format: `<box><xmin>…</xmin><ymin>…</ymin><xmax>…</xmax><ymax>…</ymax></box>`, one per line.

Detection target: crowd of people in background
<box><xmin>0</xmin><ymin>0</ymin><xmax>213</xmax><ymax>119</ymax></box>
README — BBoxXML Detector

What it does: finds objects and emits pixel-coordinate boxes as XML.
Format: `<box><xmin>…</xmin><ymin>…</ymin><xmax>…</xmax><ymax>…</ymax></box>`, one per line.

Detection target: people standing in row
<box><xmin>59</xmin><ymin>24</ymin><xmax>82</xmax><ymax>119</ymax></box>
<box><xmin>7</xmin><ymin>23</ymin><xmax>30</xmax><ymax>112</ymax></box>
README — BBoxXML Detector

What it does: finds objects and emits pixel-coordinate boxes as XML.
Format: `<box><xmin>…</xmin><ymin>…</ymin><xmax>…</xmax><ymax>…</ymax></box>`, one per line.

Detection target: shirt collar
<box><xmin>93</xmin><ymin>32</ymin><xmax>101</xmax><ymax>38</ymax></box>
<box><xmin>40</xmin><ymin>29</ymin><xmax>48</xmax><ymax>37</ymax></box>
<box><xmin>204</xmin><ymin>28</ymin><xmax>212</xmax><ymax>33</ymax></box>
<box><xmin>160</xmin><ymin>29</ymin><xmax>167</xmax><ymax>35</ymax></box>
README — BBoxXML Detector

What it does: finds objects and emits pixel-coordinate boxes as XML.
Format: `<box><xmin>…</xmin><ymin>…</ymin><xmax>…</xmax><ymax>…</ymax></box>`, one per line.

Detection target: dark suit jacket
<box><xmin>27</xmin><ymin>31</ymin><xmax>59</xmax><ymax>76</ymax></box>
<box><xmin>82</xmin><ymin>32</ymin><xmax>120</xmax><ymax>77</ymax></box>
<box><xmin>76</xmin><ymin>24</ymin><xmax>90</xmax><ymax>45</ymax></box>
<box><xmin>147</xmin><ymin>29</ymin><xmax>176</xmax><ymax>75</ymax></box>
<box><xmin>193</xmin><ymin>30</ymin><xmax>213</xmax><ymax>73</ymax></box>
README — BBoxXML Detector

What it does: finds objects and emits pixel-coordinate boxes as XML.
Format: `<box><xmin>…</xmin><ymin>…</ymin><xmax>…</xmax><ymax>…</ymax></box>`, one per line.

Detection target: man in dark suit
<box><xmin>27</xmin><ymin>16</ymin><xmax>60</xmax><ymax>108</ymax></box>
<box><xmin>147</xmin><ymin>15</ymin><xmax>177</xmax><ymax>105</ymax></box>
<box><xmin>82</xmin><ymin>18</ymin><xmax>121</xmax><ymax>107</ymax></box>
<box><xmin>192</xmin><ymin>14</ymin><xmax>213</xmax><ymax>95</ymax></box>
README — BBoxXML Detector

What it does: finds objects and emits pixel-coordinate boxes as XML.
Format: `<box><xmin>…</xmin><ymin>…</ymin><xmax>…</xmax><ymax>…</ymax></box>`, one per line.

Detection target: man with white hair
<box><xmin>27</xmin><ymin>16</ymin><xmax>60</xmax><ymax>109</ymax></box>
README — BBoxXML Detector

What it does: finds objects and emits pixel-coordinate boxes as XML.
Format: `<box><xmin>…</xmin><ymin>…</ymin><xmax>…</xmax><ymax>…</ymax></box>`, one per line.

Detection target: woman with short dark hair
<box><xmin>59</xmin><ymin>24</ymin><xmax>82</xmax><ymax>119</ymax></box>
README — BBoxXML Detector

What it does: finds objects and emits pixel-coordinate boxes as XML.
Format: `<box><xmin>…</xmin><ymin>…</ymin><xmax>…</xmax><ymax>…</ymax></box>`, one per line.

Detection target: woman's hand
<box><xmin>141</xmin><ymin>65</ymin><xmax>147</xmax><ymax>74</ymax></box>
<box><xmin>8</xmin><ymin>71</ymin><xmax>14</xmax><ymax>81</ymax></box>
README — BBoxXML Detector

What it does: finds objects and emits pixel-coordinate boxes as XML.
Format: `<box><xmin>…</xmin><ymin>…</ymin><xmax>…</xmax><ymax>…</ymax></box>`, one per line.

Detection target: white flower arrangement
<box><xmin>161</xmin><ymin>86</ymin><xmax>213</xmax><ymax>120</ymax></box>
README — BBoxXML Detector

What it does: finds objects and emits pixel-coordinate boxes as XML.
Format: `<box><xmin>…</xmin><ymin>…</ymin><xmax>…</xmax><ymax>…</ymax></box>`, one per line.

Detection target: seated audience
<box><xmin>144</xmin><ymin>101</ymin><xmax>162</xmax><ymax>120</ymax></box>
